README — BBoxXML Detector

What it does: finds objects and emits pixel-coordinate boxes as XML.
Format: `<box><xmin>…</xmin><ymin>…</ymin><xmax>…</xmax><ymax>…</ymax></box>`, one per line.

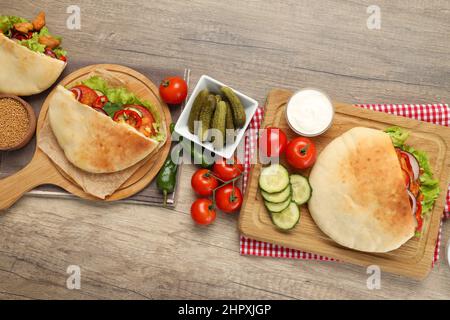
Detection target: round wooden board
<box><xmin>38</xmin><ymin>64</ymin><xmax>171</xmax><ymax>202</ymax></box>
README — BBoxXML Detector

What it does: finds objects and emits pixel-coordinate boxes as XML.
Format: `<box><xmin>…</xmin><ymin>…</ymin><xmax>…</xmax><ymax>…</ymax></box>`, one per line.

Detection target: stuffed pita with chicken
<box><xmin>0</xmin><ymin>12</ymin><xmax>67</xmax><ymax>96</ymax></box>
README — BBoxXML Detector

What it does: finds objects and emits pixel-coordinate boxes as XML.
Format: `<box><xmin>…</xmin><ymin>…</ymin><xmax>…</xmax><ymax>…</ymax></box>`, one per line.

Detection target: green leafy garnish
<box><xmin>384</xmin><ymin>126</ymin><xmax>409</xmax><ymax>147</ymax></box>
<box><xmin>82</xmin><ymin>76</ymin><xmax>150</xmax><ymax>106</ymax></box>
<box><xmin>19</xmin><ymin>31</ymin><xmax>46</xmax><ymax>54</ymax></box>
<box><xmin>81</xmin><ymin>76</ymin><xmax>165</xmax><ymax>142</ymax></box>
<box><xmin>0</xmin><ymin>16</ymin><xmax>66</xmax><ymax>58</ymax></box>
<box><xmin>385</xmin><ymin>126</ymin><xmax>440</xmax><ymax>215</ymax></box>
<box><xmin>0</xmin><ymin>15</ymin><xmax>28</xmax><ymax>36</ymax></box>
<box><xmin>19</xmin><ymin>27</ymin><xmax>66</xmax><ymax>58</ymax></box>
<box><xmin>102</xmin><ymin>102</ymin><xmax>123</xmax><ymax>118</ymax></box>
<box><xmin>53</xmin><ymin>47</ymin><xmax>67</xmax><ymax>58</ymax></box>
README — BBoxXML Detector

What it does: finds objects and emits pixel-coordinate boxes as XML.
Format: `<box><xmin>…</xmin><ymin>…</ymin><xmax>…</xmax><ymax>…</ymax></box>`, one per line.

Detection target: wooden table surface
<box><xmin>1</xmin><ymin>0</ymin><xmax>449</xmax><ymax>299</ymax></box>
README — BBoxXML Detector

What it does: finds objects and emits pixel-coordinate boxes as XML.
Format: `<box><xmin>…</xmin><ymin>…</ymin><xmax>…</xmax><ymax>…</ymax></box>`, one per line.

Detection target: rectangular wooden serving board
<box><xmin>239</xmin><ymin>89</ymin><xmax>450</xmax><ymax>280</ymax></box>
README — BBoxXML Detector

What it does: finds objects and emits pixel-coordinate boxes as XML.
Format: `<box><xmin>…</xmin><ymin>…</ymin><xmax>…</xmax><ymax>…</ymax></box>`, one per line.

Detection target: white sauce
<box><xmin>286</xmin><ymin>89</ymin><xmax>334</xmax><ymax>136</ymax></box>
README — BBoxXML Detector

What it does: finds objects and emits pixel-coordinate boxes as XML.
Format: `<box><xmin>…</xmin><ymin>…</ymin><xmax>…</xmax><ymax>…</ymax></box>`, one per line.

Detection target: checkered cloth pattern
<box><xmin>240</xmin><ymin>103</ymin><xmax>449</xmax><ymax>266</ymax></box>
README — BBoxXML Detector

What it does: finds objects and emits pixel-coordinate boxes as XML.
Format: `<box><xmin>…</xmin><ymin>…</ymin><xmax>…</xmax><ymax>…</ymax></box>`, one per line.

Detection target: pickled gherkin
<box><xmin>221</xmin><ymin>86</ymin><xmax>246</xmax><ymax>128</ymax></box>
<box><xmin>197</xmin><ymin>95</ymin><xmax>216</xmax><ymax>141</ymax></box>
<box><xmin>214</xmin><ymin>94</ymin><xmax>222</xmax><ymax>106</ymax></box>
<box><xmin>188</xmin><ymin>89</ymin><xmax>209</xmax><ymax>133</ymax></box>
<box><xmin>210</xmin><ymin>101</ymin><xmax>227</xmax><ymax>148</ymax></box>
<box><xmin>225</xmin><ymin>101</ymin><xmax>235</xmax><ymax>143</ymax></box>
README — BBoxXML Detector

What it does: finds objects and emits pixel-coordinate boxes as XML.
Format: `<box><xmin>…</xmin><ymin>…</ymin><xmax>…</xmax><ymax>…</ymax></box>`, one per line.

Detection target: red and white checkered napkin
<box><xmin>241</xmin><ymin>104</ymin><xmax>450</xmax><ymax>266</ymax></box>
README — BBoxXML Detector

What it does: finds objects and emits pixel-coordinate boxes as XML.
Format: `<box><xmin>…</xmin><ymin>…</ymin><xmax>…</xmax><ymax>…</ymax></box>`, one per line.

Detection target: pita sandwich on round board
<box><xmin>47</xmin><ymin>71</ymin><xmax>167</xmax><ymax>174</ymax></box>
<box><xmin>308</xmin><ymin>127</ymin><xmax>416</xmax><ymax>253</ymax></box>
<box><xmin>0</xmin><ymin>13</ymin><xmax>67</xmax><ymax>96</ymax></box>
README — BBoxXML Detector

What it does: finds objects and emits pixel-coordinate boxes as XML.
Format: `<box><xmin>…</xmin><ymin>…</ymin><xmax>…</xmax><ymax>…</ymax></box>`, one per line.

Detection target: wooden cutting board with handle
<box><xmin>0</xmin><ymin>64</ymin><xmax>172</xmax><ymax>210</ymax></box>
<box><xmin>239</xmin><ymin>89</ymin><xmax>450</xmax><ymax>280</ymax></box>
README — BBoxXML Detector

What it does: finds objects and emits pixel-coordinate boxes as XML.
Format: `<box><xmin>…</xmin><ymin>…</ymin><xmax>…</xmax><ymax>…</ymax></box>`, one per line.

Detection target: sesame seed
<box><xmin>0</xmin><ymin>97</ymin><xmax>30</xmax><ymax>149</ymax></box>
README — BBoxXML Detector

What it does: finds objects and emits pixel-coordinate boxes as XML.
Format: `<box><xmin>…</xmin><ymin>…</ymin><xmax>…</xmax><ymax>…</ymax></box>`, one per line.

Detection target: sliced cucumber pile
<box><xmin>290</xmin><ymin>175</ymin><xmax>312</xmax><ymax>205</ymax></box>
<box><xmin>261</xmin><ymin>185</ymin><xmax>291</xmax><ymax>203</ymax></box>
<box><xmin>271</xmin><ymin>202</ymin><xmax>300</xmax><ymax>231</ymax></box>
<box><xmin>265</xmin><ymin>196</ymin><xmax>292</xmax><ymax>213</ymax></box>
<box><xmin>258</xmin><ymin>164</ymin><xmax>311</xmax><ymax>231</ymax></box>
<box><xmin>259</xmin><ymin>164</ymin><xmax>289</xmax><ymax>193</ymax></box>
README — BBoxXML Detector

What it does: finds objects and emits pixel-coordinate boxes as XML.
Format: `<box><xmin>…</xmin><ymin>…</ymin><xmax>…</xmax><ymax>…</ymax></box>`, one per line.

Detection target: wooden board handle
<box><xmin>0</xmin><ymin>158</ymin><xmax>58</xmax><ymax>211</ymax></box>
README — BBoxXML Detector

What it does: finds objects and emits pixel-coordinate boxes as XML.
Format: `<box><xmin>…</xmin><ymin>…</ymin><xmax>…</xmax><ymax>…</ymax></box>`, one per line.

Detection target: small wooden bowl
<box><xmin>0</xmin><ymin>94</ymin><xmax>37</xmax><ymax>151</ymax></box>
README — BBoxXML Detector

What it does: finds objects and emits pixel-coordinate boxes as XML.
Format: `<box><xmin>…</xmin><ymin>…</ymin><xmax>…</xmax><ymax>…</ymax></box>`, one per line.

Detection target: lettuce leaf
<box><xmin>19</xmin><ymin>27</ymin><xmax>66</xmax><ymax>58</ymax></box>
<box><xmin>82</xmin><ymin>76</ymin><xmax>148</xmax><ymax>105</ymax></box>
<box><xmin>0</xmin><ymin>18</ymin><xmax>67</xmax><ymax>58</ymax></box>
<box><xmin>53</xmin><ymin>47</ymin><xmax>67</xmax><ymax>58</ymax></box>
<box><xmin>82</xmin><ymin>76</ymin><xmax>108</xmax><ymax>93</ymax></box>
<box><xmin>385</xmin><ymin>126</ymin><xmax>440</xmax><ymax>215</ymax></box>
<box><xmin>19</xmin><ymin>31</ymin><xmax>46</xmax><ymax>54</ymax></box>
<box><xmin>102</xmin><ymin>102</ymin><xmax>123</xmax><ymax>118</ymax></box>
<box><xmin>0</xmin><ymin>15</ymin><xmax>28</xmax><ymax>36</ymax></box>
<box><xmin>384</xmin><ymin>126</ymin><xmax>409</xmax><ymax>147</ymax></box>
<box><xmin>82</xmin><ymin>76</ymin><xmax>165</xmax><ymax>141</ymax></box>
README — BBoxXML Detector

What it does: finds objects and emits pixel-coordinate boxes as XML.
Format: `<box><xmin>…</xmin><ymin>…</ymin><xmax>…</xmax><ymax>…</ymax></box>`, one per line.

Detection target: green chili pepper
<box><xmin>156</xmin><ymin>123</ymin><xmax>179</xmax><ymax>206</ymax></box>
<box><xmin>157</xmin><ymin>123</ymin><xmax>215</xmax><ymax>205</ymax></box>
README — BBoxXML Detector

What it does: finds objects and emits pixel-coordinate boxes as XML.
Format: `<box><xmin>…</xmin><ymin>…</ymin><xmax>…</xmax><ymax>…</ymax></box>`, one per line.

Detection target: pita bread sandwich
<box><xmin>308</xmin><ymin>127</ymin><xmax>439</xmax><ymax>253</ymax></box>
<box><xmin>48</xmin><ymin>71</ymin><xmax>167</xmax><ymax>174</ymax></box>
<box><xmin>0</xmin><ymin>12</ymin><xmax>67</xmax><ymax>96</ymax></box>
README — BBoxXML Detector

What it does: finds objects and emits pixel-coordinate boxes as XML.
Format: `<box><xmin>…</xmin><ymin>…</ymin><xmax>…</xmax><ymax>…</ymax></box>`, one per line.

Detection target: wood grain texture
<box><xmin>239</xmin><ymin>89</ymin><xmax>450</xmax><ymax>280</ymax></box>
<box><xmin>0</xmin><ymin>0</ymin><xmax>449</xmax><ymax>299</ymax></box>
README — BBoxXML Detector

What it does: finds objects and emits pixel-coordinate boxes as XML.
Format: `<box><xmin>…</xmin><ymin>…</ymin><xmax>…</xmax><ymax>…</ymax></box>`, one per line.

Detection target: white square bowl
<box><xmin>174</xmin><ymin>75</ymin><xmax>259</xmax><ymax>159</ymax></box>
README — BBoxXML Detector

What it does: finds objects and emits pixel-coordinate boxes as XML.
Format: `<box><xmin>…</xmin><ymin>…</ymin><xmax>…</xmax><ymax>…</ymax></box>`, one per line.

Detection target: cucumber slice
<box><xmin>261</xmin><ymin>185</ymin><xmax>291</xmax><ymax>203</ymax></box>
<box><xmin>265</xmin><ymin>196</ymin><xmax>291</xmax><ymax>213</ymax></box>
<box><xmin>290</xmin><ymin>174</ymin><xmax>312</xmax><ymax>205</ymax></box>
<box><xmin>271</xmin><ymin>202</ymin><xmax>300</xmax><ymax>231</ymax></box>
<box><xmin>259</xmin><ymin>164</ymin><xmax>290</xmax><ymax>194</ymax></box>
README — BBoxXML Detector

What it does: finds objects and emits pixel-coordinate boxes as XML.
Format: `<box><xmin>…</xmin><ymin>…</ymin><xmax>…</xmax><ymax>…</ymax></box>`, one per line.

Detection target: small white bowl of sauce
<box><xmin>285</xmin><ymin>88</ymin><xmax>334</xmax><ymax>137</ymax></box>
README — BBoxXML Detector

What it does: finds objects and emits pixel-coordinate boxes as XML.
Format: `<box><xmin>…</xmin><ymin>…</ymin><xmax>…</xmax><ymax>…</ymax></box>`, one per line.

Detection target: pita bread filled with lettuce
<box><xmin>308</xmin><ymin>127</ymin><xmax>440</xmax><ymax>253</ymax></box>
<box><xmin>0</xmin><ymin>12</ymin><xmax>67</xmax><ymax>96</ymax></box>
<box><xmin>48</xmin><ymin>69</ymin><xmax>167</xmax><ymax>174</ymax></box>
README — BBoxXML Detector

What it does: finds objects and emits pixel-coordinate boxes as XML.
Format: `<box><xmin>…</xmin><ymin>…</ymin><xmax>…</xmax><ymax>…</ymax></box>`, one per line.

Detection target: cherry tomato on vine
<box><xmin>159</xmin><ymin>76</ymin><xmax>188</xmax><ymax>105</ymax></box>
<box><xmin>191</xmin><ymin>169</ymin><xmax>219</xmax><ymax>196</ymax></box>
<box><xmin>191</xmin><ymin>198</ymin><xmax>216</xmax><ymax>225</ymax></box>
<box><xmin>215</xmin><ymin>184</ymin><xmax>243</xmax><ymax>214</ymax></box>
<box><xmin>212</xmin><ymin>156</ymin><xmax>244</xmax><ymax>181</ymax></box>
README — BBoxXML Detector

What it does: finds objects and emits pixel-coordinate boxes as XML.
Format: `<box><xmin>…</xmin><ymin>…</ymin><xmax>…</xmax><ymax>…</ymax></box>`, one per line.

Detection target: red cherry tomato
<box><xmin>259</xmin><ymin>127</ymin><xmax>288</xmax><ymax>158</ymax></box>
<box><xmin>92</xmin><ymin>95</ymin><xmax>109</xmax><ymax>109</ymax></box>
<box><xmin>113</xmin><ymin>109</ymin><xmax>142</xmax><ymax>129</ymax></box>
<box><xmin>123</xmin><ymin>104</ymin><xmax>156</xmax><ymax>137</ymax></box>
<box><xmin>59</xmin><ymin>55</ymin><xmax>67</xmax><ymax>62</ymax></box>
<box><xmin>215</xmin><ymin>184</ymin><xmax>243</xmax><ymax>214</ymax></box>
<box><xmin>71</xmin><ymin>85</ymin><xmax>98</xmax><ymax>107</ymax></box>
<box><xmin>285</xmin><ymin>137</ymin><xmax>317</xmax><ymax>170</ymax></box>
<box><xmin>415</xmin><ymin>200</ymin><xmax>423</xmax><ymax>232</ymax></box>
<box><xmin>191</xmin><ymin>169</ymin><xmax>219</xmax><ymax>196</ymax></box>
<box><xmin>159</xmin><ymin>76</ymin><xmax>188</xmax><ymax>105</ymax></box>
<box><xmin>191</xmin><ymin>198</ymin><xmax>216</xmax><ymax>225</ymax></box>
<box><xmin>212</xmin><ymin>156</ymin><xmax>244</xmax><ymax>181</ymax></box>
